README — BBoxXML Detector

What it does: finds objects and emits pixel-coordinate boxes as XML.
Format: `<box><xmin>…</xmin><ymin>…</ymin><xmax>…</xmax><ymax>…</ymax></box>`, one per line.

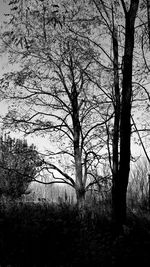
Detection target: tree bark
<box><xmin>111</xmin><ymin>22</ymin><xmax>121</xmax><ymax>226</ymax></box>
<box><xmin>148</xmin><ymin>174</ymin><xmax>150</xmax><ymax>212</ymax></box>
<box><xmin>71</xmin><ymin>72</ymin><xmax>85</xmax><ymax>209</ymax></box>
<box><xmin>112</xmin><ymin>0</ymin><xmax>139</xmax><ymax>229</ymax></box>
<box><xmin>76</xmin><ymin>186</ymin><xmax>86</xmax><ymax>208</ymax></box>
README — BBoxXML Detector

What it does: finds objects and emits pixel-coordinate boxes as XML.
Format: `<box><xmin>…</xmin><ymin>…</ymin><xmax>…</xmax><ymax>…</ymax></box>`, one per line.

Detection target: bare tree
<box><xmin>69</xmin><ymin>0</ymin><xmax>140</xmax><ymax>229</ymax></box>
<box><xmin>0</xmin><ymin>0</ymin><xmax>112</xmax><ymax>208</ymax></box>
<box><xmin>2</xmin><ymin>1</ymin><xmax>150</xmax><ymax>231</ymax></box>
<box><xmin>113</xmin><ymin>0</ymin><xmax>139</xmax><ymax>229</ymax></box>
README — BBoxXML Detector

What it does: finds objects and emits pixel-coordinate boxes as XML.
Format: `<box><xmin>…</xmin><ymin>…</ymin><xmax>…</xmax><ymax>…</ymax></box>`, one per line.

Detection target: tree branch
<box><xmin>42</xmin><ymin>160</ymin><xmax>75</xmax><ymax>186</ymax></box>
<box><xmin>82</xmin><ymin>111</ymin><xmax>114</xmax><ymax>143</ymax></box>
<box><xmin>131</xmin><ymin>115</ymin><xmax>150</xmax><ymax>163</ymax></box>
<box><xmin>120</xmin><ymin>0</ymin><xmax>128</xmax><ymax>15</ymax></box>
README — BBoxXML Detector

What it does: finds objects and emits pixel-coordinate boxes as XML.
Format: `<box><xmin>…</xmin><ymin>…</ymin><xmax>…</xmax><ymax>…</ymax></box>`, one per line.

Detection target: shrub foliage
<box><xmin>0</xmin><ymin>134</ymin><xmax>39</xmax><ymax>199</ymax></box>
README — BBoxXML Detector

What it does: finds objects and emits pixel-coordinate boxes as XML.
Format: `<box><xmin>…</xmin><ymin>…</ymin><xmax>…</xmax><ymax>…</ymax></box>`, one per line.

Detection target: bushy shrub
<box><xmin>0</xmin><ymin>134</ymin><xmax>40</xmax><ymax>199</ymax></box>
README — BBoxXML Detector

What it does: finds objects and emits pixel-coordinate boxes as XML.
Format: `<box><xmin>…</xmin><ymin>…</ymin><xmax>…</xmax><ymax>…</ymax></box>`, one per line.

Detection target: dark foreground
<box><xmin>0</xmin><ymin>202</ymin><xmax>150</xmax><ymax>267</ymax></box>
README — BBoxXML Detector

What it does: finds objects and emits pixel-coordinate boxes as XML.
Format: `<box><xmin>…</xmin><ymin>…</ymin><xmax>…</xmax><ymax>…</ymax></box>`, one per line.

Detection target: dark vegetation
<box><xmin>0</xmin><ymin>200</ymin><xmax>150</xmax><ymax>267</ymax></box>
<box><xmin>0</xmin><ymin>135</ymin><xmax>40</xmax><ymax>199</ymax></box>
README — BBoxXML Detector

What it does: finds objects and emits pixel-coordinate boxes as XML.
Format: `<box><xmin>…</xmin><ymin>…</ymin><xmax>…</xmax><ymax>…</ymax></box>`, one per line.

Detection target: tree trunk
<box><xmin>76</xmin><ymin>186</ymin><xmax>86</xmax><ymax>208</ymax></box>
<box><xmin>71</xmin><ymin>72</ymin><xmax>86</xmax><ymax>210</ymax></box>
<box><xmin>112</xmin><ymin>0</ymin><xmax>139</xmax><ymax>230</ymax></box>
<box><xmin>148</xmin><ymin>174</ymin><xmax>150</xmax><ymax>212</ymax></box>
<box><xmin>75</xmin><ymin>153</ymin><xmax>86</xmax><ymax>210</ymax></box>
<box><xmin>111</xmin><ymin>22</ymin><xmax>121</xmax><ymax>227</ymax></box>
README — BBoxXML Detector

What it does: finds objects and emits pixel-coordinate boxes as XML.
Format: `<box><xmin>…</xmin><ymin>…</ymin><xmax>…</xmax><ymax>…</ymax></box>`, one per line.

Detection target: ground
<box><xmin>0</xmin><ymin>202</ymin><xmax>150</xmax><ymax>266</ymax></box>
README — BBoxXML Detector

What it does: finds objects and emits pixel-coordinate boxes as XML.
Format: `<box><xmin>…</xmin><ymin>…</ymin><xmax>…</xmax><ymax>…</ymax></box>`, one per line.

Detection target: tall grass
<box><xmin>1</xmin><ymin>156</ymin><xmax>150</xmax><ymax>224</ymax></box>
<box><xmin>20</xmin><ymin>157</ymin><xmax>150</xmax><ymax>219</ymax></box>
<box><xmin>127</xmin><ymin>158</ymin><xmax>150</xmax><ymax>213</ymax></box>
<box><xmin>1</xmin><ymin>165</ymin><xmax>150</xmax><ymax>267</ymax></box>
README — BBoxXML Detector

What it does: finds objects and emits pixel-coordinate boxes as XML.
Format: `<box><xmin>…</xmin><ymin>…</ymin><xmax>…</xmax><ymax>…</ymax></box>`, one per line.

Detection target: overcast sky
<box><xmin>0</xmin><ymin>0</ymin><xmax>10</xmax><ymax>75</ymax></box>
<box><xmin>0</xmin><ymin>1</ymin><xmax>10</xmax><ymax>116</ymax></box>
<box><xmin>0</xmin><ymin>0</ymin><xmax>9</xmax><ymax>18</ymax></box>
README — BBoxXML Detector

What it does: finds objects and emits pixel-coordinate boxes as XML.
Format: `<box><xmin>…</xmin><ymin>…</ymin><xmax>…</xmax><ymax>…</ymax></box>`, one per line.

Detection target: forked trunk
<box><xmin>112</xmin><ymin>0</ymin><xmax>139</xmax><ymax>231</ymax></box>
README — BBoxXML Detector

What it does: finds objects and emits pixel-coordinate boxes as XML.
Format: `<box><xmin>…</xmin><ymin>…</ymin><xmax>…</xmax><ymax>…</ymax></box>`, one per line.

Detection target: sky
<box><xmin>0</xmin><ymin>0</ymin><xmax>9</xmax><ymax>115</ymax></box>
<box><xmin>0</xmin><ymin>0</ymin><xmax>8</xmax><ymax>74</ymax></box>
<box><xmin>0</xmin><ymin>0</ymin><xmax>8</xmax><ymax>21</ymax></box>
<box><xmin>0</xmin><ymin>1</ymin><xmax>51</xmax><ymax>151</ymax></box>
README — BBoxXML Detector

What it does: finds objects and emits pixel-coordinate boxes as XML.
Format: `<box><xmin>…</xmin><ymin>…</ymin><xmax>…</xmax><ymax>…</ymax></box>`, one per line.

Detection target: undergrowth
<box><xmin>0</xmin><ymin>200</ymin><xmax>150</xmax><ymax>267</ymax></box>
